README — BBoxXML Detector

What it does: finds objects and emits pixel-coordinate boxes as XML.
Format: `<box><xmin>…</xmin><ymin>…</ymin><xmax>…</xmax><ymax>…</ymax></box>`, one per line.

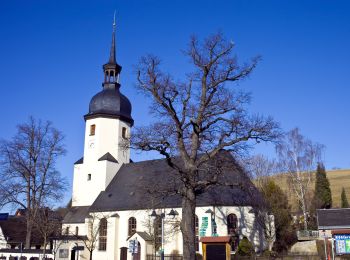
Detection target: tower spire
<box><xmin>103</xmin><ymin>11</ymin><xmax>122</xmax><ymax>87</ymax></box>
<box><xmin>109</xmin><ymin>10</ymin><xmax>116</xmax><ymax>64</ymax></box>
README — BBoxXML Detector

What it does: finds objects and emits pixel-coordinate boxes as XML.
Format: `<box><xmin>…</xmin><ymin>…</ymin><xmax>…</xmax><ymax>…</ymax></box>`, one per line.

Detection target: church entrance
<box><xmin>133</xmin><ymin>242</ymin><xmax>141</xmax><ymax>260</ymax></box>
<box><xmin>120</xmin><ymin>247</ymin><xmax>127</xmax><ymax>260</ymax></box>
<box><xmin>70</xmin><ymin>249</ymin><xmax>76</xmax><ymax>260</ymax></box>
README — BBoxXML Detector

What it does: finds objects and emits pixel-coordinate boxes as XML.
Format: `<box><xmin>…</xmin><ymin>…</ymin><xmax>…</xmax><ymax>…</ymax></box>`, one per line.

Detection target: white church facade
<box><xmin>56</xmin><ymin>23</ymin><xmax>270</xmax><ymax>260</ymax></box>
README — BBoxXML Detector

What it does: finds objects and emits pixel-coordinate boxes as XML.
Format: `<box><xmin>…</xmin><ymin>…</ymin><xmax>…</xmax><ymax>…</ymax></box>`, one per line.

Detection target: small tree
<box><xmin>245</xmin><ymin>154</ymin><xmax>276</xmax><ymax>251</ymax></box>
<box><xmin>0</xmin><ymin>117</ymin><xmax>67</xmax><ymax>248</ymax></box>
<box><xmin>235</xmin><ymin>236</ymin><xmax>254</xmax><ymax>256</ymax></box>
<box><xmin>33</xmin><ymin>208</ymin><xmax>62</xmax><ymax>259</ymax></box>
<box><xmin>276</xmin><ymin>128</ymin><xmax>323</xmax><ymax>230</ymax></box>
<box><xmin>309</xmin><ymin>163</ymin><xmax>332</xmax><ymax>229</ymax></box>
<box><xmin>341</xmin><ymin>187</ymin><xmax>349</xmax><ymax>208</ymax></box>
<box><xmin>52</xmin><ymin>237</ymin><xmax>65</xmax><ymax>260</ymax></box>
<box><xmin>260</xmin><ymin>180</ymin><xmax>296</xmax><ymax>252</ymax></box>
<box><xmin>78</xmin><ymin>213</ymin><xmax>109</xmax><ymax>260</ymax></box>
<box><xmin>313</xmin><ymin>163</ymin><xmax>332</xmax><ymax>209</ymax></box>
<box><xmin>245</xmin><ymin>154</ymin><xmax>277</xmax><ymax>188</ymax></box>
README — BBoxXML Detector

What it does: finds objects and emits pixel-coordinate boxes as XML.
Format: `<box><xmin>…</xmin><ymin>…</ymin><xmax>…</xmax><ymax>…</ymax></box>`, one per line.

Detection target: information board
<box><xmin>206</xmin><ymin>244</ymin><xmax>226</xmax><ymax>260</ymax></box>
<box><xmin>335</xmin><ymin>234</ymin><xmax>350</xmax><ymax>254</ymax></box>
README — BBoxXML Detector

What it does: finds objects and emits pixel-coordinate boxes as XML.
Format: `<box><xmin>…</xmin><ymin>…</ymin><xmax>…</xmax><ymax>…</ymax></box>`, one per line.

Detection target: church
<box><xmin>56</xmin><ymin>22</ymin><xmax>270</xmax><ymax>260</ymax></box>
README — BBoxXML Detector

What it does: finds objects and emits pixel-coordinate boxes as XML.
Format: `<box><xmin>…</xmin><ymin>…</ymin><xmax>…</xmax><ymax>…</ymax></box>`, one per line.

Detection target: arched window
<box><xmin>128</xmin><ymin>217</ymin><xmax>137</xmax><ymax>236</ymax></box>
<box><xmin>75</xmin><ymin>226</ymin><xmax>79</xmax><ymax>236</ymax></box>
<box><xmin>227</xmin><ymin>213</ymin><xmax>238</xmax><ymax>235</ymax></box>
<box><xmin>227</xmin><ymin>213</ymin><xmax>239</xmax><ymax>251</ymax></box>
<box><xmin>195</xmin><ymin>215</ymin><xmax>199</xmax><ymax>251</ymax></box>
<box><xmin>98</xmin><ymin>218</ymin><xmax>107</xmax><ymax>251</ymax></box>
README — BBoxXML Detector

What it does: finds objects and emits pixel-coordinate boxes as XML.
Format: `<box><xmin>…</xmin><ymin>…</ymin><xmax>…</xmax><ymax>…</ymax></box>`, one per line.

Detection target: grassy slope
<box><xmin>271</xmin><ymin>169</ymin><xmax>350</xmax><ymax>211</ymax></box>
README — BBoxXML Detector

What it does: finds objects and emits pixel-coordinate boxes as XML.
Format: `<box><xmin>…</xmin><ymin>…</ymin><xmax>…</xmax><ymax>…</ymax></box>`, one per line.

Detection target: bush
<box><xmin>236</xmin><ymin>236</ymin><xmax>255</xmax><ymax>256</ymax></box>
<box><xmin>195</xmin><ymin>253</ymin><xmax>203</xmax><ymax>260</ymax></box>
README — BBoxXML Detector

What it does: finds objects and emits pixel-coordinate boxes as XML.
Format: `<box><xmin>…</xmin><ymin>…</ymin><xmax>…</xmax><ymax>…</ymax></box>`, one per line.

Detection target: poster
<box><xmin>335</xmin><ymin>234</ymin><xmax>350</xmax><ymax>254</ymax></box>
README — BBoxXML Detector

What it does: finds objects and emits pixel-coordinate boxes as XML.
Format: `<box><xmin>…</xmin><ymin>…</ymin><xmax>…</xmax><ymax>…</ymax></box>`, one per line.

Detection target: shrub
<box><xmin>236</xmin><ymin>236</ymin><xmax>255</xmax><ymax>256</ymax></box>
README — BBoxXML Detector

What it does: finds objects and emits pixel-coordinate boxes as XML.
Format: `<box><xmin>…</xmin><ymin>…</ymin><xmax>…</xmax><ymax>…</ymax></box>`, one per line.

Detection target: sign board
<box><xmin>200</xmin><ymin>217</ymin><xmax>209</xmax><ymax>237</ymax></box>
<box><xmin>59</xmin><ymin>249</ymin><xmax>69</xmax><ymax>258</ymax></box>
<box><xmin>335</xmin><ymin>234</ymin><xmax>350</xmax><ymax>254</ymax></box>
<box><xmin>128</xmin><ymin>239</ymin><xmax>139</xmax><ymax>254</ymax></box>
<box><xmin>206</xmin><ymin>244</ymin><xmax>226</xmax><ymax>260</ymax></box>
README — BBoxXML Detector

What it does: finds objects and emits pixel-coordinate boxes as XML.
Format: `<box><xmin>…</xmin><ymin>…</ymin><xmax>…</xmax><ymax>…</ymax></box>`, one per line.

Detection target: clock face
<box><xmin>89</xmin><ymin>142</ymin><xmax>95</xmax><ymax>149</ymax></box>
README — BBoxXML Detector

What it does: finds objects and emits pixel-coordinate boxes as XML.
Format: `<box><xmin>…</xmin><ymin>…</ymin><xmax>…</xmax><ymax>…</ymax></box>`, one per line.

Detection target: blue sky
<box><xmin>1</xmin><ymin>0</ymin><xmax>350</xmax><ymax>206</ymax></box>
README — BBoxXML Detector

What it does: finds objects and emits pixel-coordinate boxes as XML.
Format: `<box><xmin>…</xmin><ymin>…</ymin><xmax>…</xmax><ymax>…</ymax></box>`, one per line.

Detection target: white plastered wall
<box><xmin>0</xmin><ymin>227</ymin><xmax>7</xmax><ymax>249</ymax></box>
<box><xmin>61</xmin><ymin>206</ymin><xmax>267</xmax><ymax>260</ymax></box>
<box><xmin>72</xmin><ymin>117</ymin><xmax>131</xmax><ymax>207</ymax></box>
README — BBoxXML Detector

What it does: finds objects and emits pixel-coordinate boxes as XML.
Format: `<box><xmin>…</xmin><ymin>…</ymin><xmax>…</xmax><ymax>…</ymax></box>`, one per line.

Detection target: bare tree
<box><xmin>276</xmin><ymin>128</ymin><xmax>323</xmax><ymax>230</ymax></box>
<box><xmin>244</xmin><ymin>154</ymin><xmax>277</xmax><ymax>189</ymax></box>
<box><xmin>78</xmin><ymin>213</ymin><xmax>109</xmax><ymax>260</ymax></box>
<box><xmin>33</xmin><ymin>208</ymin><xmax>62</xmax><ymax>259</ymax></box>
<box><xmin>0</xmin><ymin>117</ymin><xmax>67</xmax><ymax>248</ymax></box>
<box><xmin>244</xmin><ymin>155</ymin><xmax>277</xmax><ymax>251</ymax></box>
<box><xmin>133</xmin><ymin>32</ymin><xmax>280</xmax><ymax>259</ymax></box>
<box><xmin>52</xmin><ymin>235</ymin><xmax>65</xmax><ymax>260</ymax></box>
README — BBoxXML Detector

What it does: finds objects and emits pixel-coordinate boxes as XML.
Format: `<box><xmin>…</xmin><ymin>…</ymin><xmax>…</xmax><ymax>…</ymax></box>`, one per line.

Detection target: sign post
<box><xmin>320</xmin><ymin>230</ymin><xmax>328</xmax><ymax>260</ymax></box>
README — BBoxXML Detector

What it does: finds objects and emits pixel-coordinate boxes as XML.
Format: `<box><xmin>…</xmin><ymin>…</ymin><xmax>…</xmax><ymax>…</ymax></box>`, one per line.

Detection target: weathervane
<box><xmin>113</xmin><ymin>10</ymin><xmax>116</xmax><ymax>32</ymax></box>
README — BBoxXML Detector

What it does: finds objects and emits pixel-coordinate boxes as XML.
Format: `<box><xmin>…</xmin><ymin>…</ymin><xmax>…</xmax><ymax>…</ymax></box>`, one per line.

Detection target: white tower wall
<box><xmin>71</xmin><ymin>117</ymin><xmax>131</xmax><ymax>207</ymax></box>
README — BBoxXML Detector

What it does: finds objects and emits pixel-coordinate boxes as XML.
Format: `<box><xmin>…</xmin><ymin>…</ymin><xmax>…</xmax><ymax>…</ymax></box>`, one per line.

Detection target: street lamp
<box><xmin>150</xmin><ymin>209</ymin><xmax>178</xmax><ymax>260</ymax></box>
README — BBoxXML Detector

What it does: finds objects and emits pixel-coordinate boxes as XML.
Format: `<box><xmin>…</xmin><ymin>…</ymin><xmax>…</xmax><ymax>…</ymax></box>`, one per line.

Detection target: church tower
<box><xmin>72</xmin><ymin>19</ymin><xmax>133</xmax><ymax>207</ymax></box>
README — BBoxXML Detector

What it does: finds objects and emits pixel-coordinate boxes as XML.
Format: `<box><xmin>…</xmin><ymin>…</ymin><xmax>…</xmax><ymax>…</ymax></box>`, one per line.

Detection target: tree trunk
<box><xmin>89</xmin><ymin>250</ymin><xmax>93</xmax><ymax>260</ymax></box>
<box><xmin>181</xmin><ymin>187</ymin><xmax>196</xmax><ymax>260</ymax></box>
<box><xmin>303</xmin><ymin>210</ymin><xmax>308</xmax><ymax>231</ymax></box>
<box><xmin>43</xmin><ymin>237</ymin><xmax>47</xmax><ymax>259</ymax></box>
<box><xmin>26</xmin><ymin>175</ymin><xmax>32</xmax><ymax>249</ymax></box>
<box><xmin>301</xmin><ymin>193</ymin><xmax>308</xmax><ymax>230</ymax></box>
<box><xmin>25</xmin><ymin>219</ymin><xmax>32</xmax><ymax>249</ymax></box>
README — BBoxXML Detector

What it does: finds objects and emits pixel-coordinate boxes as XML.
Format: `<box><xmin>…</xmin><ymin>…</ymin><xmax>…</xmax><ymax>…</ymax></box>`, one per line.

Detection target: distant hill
<box><xmin>270</xmin><ymin>169</ymin><xmax>350</xmax><ymax>212</ymax></box>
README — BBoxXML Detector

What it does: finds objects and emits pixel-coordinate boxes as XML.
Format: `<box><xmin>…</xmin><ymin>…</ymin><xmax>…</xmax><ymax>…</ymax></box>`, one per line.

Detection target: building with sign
<box><xmin>56</xmin><ymin>21</ymin><xmax>271</xmax><ymax>260</ymax></box>
<box><xmin>317</xmin><ymin>208</ymin><xmax>350</xmax><ymax>255</ymax></box>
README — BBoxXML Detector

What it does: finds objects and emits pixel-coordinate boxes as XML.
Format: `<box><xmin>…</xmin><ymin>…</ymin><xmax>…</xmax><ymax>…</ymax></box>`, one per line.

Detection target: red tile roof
<box><xmin>200</xmin><ymin>236</ymin><xmax>231</xmax><ymax>243</ymax></box>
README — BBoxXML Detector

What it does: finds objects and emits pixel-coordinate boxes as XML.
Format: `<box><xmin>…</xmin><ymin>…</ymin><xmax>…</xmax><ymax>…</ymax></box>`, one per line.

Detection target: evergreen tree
<box><xmin>260</xmin><ymin>180</ymin><xmax>297</xmax><ymax>252</ymax></box>
<box><xmin>313</xmin><ymin>163</ymin><xmax>332</xmax><ymax>209</ymax></box>
<box><xmin>341</xmin><ymin>187</ymin><xmax>349</xmax><ymax>208</ymax></box>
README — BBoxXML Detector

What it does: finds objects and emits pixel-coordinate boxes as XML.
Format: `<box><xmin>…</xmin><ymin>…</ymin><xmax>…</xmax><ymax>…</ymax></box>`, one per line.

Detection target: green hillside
<box><xmin>271</xmin><ymin>169</ymin><xmax>350</xmax><ymax>211</ymax></box>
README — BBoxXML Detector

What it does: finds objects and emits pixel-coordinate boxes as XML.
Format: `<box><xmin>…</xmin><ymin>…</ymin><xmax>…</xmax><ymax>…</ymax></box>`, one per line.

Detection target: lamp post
<box><xmin>150</xmin><ymin>209</ymin><xmax>178</xmax><ymax>260</ymax></box>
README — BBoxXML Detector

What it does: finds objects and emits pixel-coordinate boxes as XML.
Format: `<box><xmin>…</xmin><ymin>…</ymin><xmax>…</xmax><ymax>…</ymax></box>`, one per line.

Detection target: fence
<box><xmin>234</xmin><ymin>255</ymin><xmax>319</xmax><ymax>260</ymax></box>
<box><xmin>146</xmin><ymin>255</ymin><xmax>183</xmax><ymax>260</ymax></box>
<box><xmin>146</xmin><ymin>254</ymin><xmax>321</xmax><ymax>260</ymax></box>
<box><xmin>297</xmin><ymin>230</ymin><xmax>319</xmax><ymax>241</ymax></box>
